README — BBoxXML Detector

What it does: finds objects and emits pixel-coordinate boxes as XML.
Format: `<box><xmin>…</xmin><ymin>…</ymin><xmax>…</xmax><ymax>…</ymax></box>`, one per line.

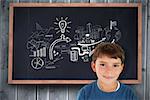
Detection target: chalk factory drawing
<box><xmin>26</xmin><ymin>17</ymin><xmax>122</xmax><ymax>70</ymax></box>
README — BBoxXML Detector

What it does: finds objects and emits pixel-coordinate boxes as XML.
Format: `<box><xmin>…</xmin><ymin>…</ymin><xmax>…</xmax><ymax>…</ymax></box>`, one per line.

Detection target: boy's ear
<box><xmin>91</xmin><ymin>61</ymin><xmax>96</xmax><ymax>72</ymax></box>
<box><xmin>121</xmin><ymin>63</ymin><xmax>124</xmax><ymax>71</ymax></box>
<box><xmin>122</xmin><ymin>64</ymin><xmax>124</xmax><ymax>67</ymax></box>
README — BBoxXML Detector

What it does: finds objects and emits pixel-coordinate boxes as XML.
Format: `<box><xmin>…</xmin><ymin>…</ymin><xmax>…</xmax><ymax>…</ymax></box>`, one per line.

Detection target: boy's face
<box><xmin>91</xmin><ymin>55</ymin><xmax>124</xmax><ymax>84</ymax></box>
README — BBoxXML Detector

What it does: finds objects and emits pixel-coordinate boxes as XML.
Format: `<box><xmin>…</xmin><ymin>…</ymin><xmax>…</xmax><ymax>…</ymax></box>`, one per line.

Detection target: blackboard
<box><xmin>8</xmin><ymin>3</ymin><xmax>142</xmax><ymax>84</ymax></box>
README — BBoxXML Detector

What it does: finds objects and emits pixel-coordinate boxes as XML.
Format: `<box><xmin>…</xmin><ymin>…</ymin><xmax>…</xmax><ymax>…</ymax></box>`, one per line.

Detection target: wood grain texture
<box><xmin>52</xmin><ymin>0</ymin><xmax>69</xmax><ymax>3</ymax></box>
<box><xmin>17</xmin><ymin>85</ymin><xmax>36</xmax><ymax>100</ymax></box>
<box><xmin>146</xmin><ymin>17</ymin><xmax>150</xmax><ymax>100</ymax></box>
<box><xmin>0</xmin><ymin>0</ymin><xmax>2</xmax><ymax>70</ymax></box>
<box><xmin>0</xmin><ymin>1</ymin><xmax>17</xmax><ymax>100</ymax></box>
<box><xmin>0</xmin><ymin>2</ymin><xmax>3</xmax><ymax>98</ymax></box>
<box><xmin>36</xmin><ymin>0</ymin><xmax>52</xmax><ymax>2</ymax></box>
<box><xmin>149</xmin><ymin>3</ymin><xmax>150</xmax><ymax>16</ymax></box>
<box><xmin>108</xmin><ymin>0</ymin><xmax>127</xmax><ymax>2</ymax></box>
<box><xmin>49</xmin><ymin>85</ymin><xmax>68</xmax><ymax>100</ymax></box>
<box><xmin>138</xmin><ymin>2</ymin><xmax>143</xmax><ymax>84</ymax></box>
<box><xmin>68</xmin><ymin>85</ymin><xmax>83</xmax><ymax>100</ymax></box>
<box><xmin>9</xmin><ymin>2</ymin><xmax>142</xmax><ymax>7</ymax></box>
<box><xmin>90</xmin><ymin>0</ymin><xmax>107</xmax><ymax>3</ymax></box>
<box><xmin>19</xmin><ymin>0</ymin><xmax>39</xmax><ymax>2</ymax></box>
<box><xmin>71</xmin><ymin>0</ymin><xmax>89</xmax><ymax>3</ymax></box>
<box><xmin>140</xmin><ymin>3</ymin><xmax>147</xmax><ymax>100</ymax></box>
<box><xmin>37</xmin><ymin>85</ymin><xmax>50</xmax><ymax>100</ymax></box>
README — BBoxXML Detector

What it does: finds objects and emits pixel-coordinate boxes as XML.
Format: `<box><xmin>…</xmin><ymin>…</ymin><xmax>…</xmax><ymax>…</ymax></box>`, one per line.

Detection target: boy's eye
<box><xmin>100</xmin><ymin>64</ymin><xmax>105</xmax><ymax>67</ymax></box>
<box><xmin>113</xmin><ymin>65</ymin><xmax>119</xmax><ymax>67</ymax></box>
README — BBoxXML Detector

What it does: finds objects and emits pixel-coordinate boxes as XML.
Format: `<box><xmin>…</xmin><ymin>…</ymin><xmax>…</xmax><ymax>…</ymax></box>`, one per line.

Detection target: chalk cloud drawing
<box><xmin>26</xmin><ymin>18</ymin><xmax>122</xmax><ymax>70</ymax></box>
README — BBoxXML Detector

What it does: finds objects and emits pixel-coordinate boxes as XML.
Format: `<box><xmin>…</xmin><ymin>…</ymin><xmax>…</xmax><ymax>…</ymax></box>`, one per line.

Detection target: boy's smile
<box><xmin>102</xmin><ymin>75</ymin><xmax>115</xmax><ymax>79</ymax></box>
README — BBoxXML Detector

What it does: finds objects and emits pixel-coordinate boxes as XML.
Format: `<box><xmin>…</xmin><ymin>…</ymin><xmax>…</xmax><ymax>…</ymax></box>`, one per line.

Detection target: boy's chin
<box><xmin>104</xmin><ymin>81</ymin><xmax>115</xmax><ymax>85</ymax></box>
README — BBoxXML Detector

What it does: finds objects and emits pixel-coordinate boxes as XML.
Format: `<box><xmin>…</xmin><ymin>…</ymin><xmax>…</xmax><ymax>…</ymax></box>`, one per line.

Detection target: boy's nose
<box><xmin>106</xmin><ymin>65</ymin><xmax>111</xmax><ymax>70</ymax></box>
<box><xmin>105</xmin><ymin>66</ymin><xmax>113</xmax><ymax>73</ymax></box>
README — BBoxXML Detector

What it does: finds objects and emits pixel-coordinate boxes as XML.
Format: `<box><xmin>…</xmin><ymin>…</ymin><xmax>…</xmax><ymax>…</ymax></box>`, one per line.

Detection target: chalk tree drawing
<box><xmin>26</xmin><ymin>18</ymin><xmax>122</xmax><ymax>70</ymax></box>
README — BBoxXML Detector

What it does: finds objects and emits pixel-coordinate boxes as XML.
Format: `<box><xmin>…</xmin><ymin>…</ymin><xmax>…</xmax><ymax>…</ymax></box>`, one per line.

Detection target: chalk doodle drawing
<box><xmin>26</xmin><ymin>18</ymin><xmax>122</xmax><ymax>70</ymax></box>
<box><xmin>31</xmin><ymin>57</ymin><xmax>44</xmax><ymax>70</ymax></box>
<box><xmin>54</xmin><ymin>17</ymin><xmax>71</xmax><ymax>34</ymax></box>
<box><xmin>104</xmin><ymin>20</ymin><xmax>121</xmax><ymax>43</ymax></box>
<box><xmin>49</xmin><ymin>34</ymin><xmax>72</xmax><ymax>60</ymax></box>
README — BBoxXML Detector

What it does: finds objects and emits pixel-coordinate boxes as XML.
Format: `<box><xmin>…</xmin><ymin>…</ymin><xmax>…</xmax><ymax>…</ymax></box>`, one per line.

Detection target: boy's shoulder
<box><xmin>81</xmin><ymin>81</ymin><xmax>97</xmax><ymax>90</ymax></box>
<box><xmin>120</xmin><ymin>83</ymin><xmax>135</xmax><ymax>92</ymax></box>
<box><xmin>119</xmin><ymin>83</ymin><xmax>138</xmax><ymax>99</ymax></box>
<box><xmin>78</xmin><ymin>81</ymin><xmax>97</xmax><ymax>94</ymax></box>
<box><xmin>77</xmin><ymin>81</ymin><xmax>98</xmax><ymax>99</ymax></box>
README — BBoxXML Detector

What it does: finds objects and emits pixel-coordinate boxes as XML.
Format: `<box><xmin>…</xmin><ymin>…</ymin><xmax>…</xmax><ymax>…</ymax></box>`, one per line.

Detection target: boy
<box><xmin>77</xmin><ymin>42</ymin><xmax>138</xmax><ymax>100</ymax></box>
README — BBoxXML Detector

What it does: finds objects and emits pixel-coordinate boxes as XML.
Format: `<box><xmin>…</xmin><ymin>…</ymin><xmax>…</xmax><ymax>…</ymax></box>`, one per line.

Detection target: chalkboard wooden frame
<box><xmin>8</xmin><ymin>3</ymin><xmax>142</xmax><ymax>84</ymax></box>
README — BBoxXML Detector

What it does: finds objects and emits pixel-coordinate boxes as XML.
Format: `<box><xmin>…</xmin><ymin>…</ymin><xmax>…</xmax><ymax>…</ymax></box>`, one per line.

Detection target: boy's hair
<box><xmin>92</xmin><ymin>42</ymin><xmax>125</xmax><ymax>64</ymax></box>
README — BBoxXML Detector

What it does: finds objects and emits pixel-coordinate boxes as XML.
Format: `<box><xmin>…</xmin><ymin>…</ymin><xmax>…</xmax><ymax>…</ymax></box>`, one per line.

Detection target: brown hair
<box><xmin>92</xmin><ymin>42</ymin><xmax>125</xmax><ymax>64</ymax></box>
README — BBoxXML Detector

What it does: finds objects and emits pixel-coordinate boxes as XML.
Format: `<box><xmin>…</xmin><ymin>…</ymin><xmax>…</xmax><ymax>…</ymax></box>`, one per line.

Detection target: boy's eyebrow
<box><xmin>113</xmin><ymin>63</ymin><xmax>122</xmax><ymax>65</ymax></box>
<box><xmin>98</xmin><ymin>61</ymin><xmax>107</xmax><ymax>63</ymax></box>
<box><xmin>98</xmin><ymin>61</ymin><xmax>121</xmax><ymax>64</ymax></box>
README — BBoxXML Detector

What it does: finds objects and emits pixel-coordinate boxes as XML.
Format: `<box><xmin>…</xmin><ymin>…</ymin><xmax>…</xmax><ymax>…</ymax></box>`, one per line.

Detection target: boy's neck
<box><xmin>97</xmin><ymin>80</ymin><xmax>119</xmax><ymax>92</ymax></box>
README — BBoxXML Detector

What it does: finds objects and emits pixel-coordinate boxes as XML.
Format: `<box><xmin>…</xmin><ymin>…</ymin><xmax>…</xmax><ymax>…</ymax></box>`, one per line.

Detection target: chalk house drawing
<box><xmin>26</xmin><ymin>18</ymin><xmax>122</xmax><ymax>70</ymax></box>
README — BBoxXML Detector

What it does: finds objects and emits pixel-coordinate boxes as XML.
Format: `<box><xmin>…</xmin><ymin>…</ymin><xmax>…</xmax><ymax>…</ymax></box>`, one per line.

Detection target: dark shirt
<box><xmin>77</xmin><ymin>81</ymin><xmax>138</xmax><ymax>100</ymax></box>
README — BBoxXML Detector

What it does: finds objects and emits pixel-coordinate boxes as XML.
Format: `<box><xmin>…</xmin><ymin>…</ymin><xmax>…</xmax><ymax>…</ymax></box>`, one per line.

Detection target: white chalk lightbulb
<box><xmin>59</xmin><ymin>20</ymin><xmax>67</xmax><ymax>33</ymax></box>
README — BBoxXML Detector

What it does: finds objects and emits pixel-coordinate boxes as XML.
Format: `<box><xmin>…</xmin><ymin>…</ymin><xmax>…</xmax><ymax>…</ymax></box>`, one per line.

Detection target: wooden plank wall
<box><xmin>0</xmin><ymin>0</ymin><xmax>149</xmax><ymax>100</ymax></box>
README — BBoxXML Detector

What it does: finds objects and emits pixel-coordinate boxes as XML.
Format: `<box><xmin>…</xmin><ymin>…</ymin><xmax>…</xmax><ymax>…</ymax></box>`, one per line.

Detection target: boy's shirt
<box><xmin>77</xmin><ymin>81</ymin><xmax>138</xmax><ymax>100</ymax></box>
